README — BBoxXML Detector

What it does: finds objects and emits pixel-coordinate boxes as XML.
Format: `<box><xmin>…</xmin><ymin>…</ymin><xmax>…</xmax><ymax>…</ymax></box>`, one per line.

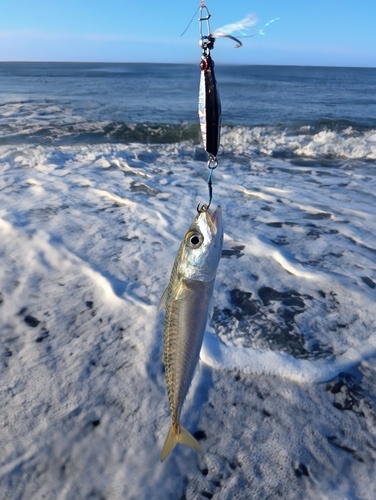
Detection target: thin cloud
<box><xmin>0</xmin><ymin>29</ymin><xmax>183</xmax><ymax>45</ymax></box>
<box><xmin>0</xmin><ymin>30</ymin><xmax>136</xmax><ymax>42</ymax></box>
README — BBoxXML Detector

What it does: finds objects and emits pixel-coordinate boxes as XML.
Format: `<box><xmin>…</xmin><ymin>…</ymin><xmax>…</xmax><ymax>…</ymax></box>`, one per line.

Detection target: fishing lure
<box><xmin>198</xmin><ymin>52</ymin><xmax>221</xmax><ymax>165</ymax></box>
<box><xmin>198</xmin><ymin>4</ymin><xmax>221</xmax><ymax>165</ymax></box>
<box><xmin>196</xmin><ymin>4</ymin><xmax>278</xmax><ymax>211</ymax></box>
<box><xmin>197</xmin><ymin>3</ymin><xmax>221</xmax><ymax>211</ymax></box>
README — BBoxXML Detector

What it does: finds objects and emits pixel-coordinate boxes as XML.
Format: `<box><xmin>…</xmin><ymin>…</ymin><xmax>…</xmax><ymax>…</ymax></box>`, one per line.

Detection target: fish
<box><xmin>158</xmin><ymin>205</ymin><xmax>223</xmax><ymax>461</ymax></box>
<box><xmin>198</xmin><ymin>53</ymin><xmax>221</xmax><ymax>162</ymax></box>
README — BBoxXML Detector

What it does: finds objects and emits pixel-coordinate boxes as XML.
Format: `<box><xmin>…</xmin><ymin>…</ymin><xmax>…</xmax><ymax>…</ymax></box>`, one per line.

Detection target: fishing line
<box><xmin>180</xmin><ymin>6</ymin><xmax>200</xmax><ymax>37</ymax></box>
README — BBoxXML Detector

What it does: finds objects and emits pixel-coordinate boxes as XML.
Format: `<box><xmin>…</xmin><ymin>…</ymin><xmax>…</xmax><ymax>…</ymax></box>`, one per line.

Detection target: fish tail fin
<box><xmin>160</xmin><ymin>424</ymin><xmax>201</xmax><ymax>462</ymax></box>
<box><xmin>179</xmin><ymin>425</ymin><xmax>202</xmax><ymax>452</ymax></box>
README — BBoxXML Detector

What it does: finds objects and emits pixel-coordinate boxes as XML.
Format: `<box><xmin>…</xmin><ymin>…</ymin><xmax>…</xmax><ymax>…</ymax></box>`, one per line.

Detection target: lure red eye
<box><xmin>200</xmin><ymin>59</ymin><xmax>207</xmax><ymax>71</ymax></box>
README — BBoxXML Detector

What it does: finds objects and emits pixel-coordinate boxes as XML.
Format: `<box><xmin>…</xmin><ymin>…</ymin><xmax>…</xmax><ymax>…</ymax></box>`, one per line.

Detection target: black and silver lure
<box><xmin>198</xmin><ymin>51</ymin><xmax>221</xmax><ymax>164</ymax></box>
<box><xmin>197</xmin><ymin>4</ymin><xmax>221</xmax><ymax>212</ymax></box>
<box><xmin>198</xmin><ymin>5</ymin><xmax>221</xmax><ymax>166</ymax></box>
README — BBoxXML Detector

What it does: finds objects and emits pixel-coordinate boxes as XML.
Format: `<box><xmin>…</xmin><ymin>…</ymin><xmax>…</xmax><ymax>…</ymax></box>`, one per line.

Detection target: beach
<box><xmin>1</xmin><ymin>62</ymin><xmax>376</xmax><ymax>499</ymax></box>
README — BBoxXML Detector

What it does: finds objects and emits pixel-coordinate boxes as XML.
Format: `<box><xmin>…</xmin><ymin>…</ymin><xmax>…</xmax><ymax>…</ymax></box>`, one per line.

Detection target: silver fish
<box><xmin>158</xmin><ymin>206</ymin><xmax>223</xmax><ymax>461</ymax></box>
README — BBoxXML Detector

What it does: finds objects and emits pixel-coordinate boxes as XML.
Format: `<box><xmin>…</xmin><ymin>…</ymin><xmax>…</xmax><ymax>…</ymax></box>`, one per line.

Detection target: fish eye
<box><xmin>186</xmin><ymin>231</ymin><xmax>203</xmax><ymax>249</ymax></box>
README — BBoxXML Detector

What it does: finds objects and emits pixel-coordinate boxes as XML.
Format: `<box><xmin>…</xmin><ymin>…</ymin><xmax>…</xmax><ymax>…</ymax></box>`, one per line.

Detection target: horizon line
<box><xmin>1</xmin><ymin>60</ymin><xmax>375</xmax><ymax>70</ymax></box>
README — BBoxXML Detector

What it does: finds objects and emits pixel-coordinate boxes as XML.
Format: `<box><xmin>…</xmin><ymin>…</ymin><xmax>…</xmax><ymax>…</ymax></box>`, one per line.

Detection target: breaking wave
<box><xmin>1</xmin><ymin>101</ymin><xmax>376</xmax><ymax>159</ymax></box>
<box><xmin>221</xmin><ymin>123</ymin><xmax>376</xmax><ymax>160</ymax></box>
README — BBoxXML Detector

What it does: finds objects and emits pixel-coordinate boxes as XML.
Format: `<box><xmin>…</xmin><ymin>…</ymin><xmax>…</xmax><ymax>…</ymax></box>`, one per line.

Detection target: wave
<box><xmin>221</xmin><ymin>123</ymin><xmax>376</xmax><ymax>160</ymax></box>
<box><xmin>1</xmin><ymin>102</ymin><xmax>375</xmax><ymax>160</ymax></box>
<box><xmin>0</xmin><ymin>101</ymin><xmax>201</xmax><ymax>145</ymax></box>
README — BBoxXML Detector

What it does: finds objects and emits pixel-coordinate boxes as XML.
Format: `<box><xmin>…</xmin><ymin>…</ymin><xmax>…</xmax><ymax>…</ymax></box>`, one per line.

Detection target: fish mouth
<box><xmin>195</xmin><ymin>205</ymin><xmax>222</xmax><ymax>236</ymax></box>
<box><xmin>209</xmin><ymin>205</ymin><xmax>223</xmax><ymax>234</ymax></box>
<box><xmin>210</xmin><ymin>205</ymin><xmax>222</xmax><ymax>226</ymax></box>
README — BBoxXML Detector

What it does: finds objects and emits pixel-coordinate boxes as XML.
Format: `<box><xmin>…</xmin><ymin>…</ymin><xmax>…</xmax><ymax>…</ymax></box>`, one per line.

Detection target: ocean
<box><xmin>1</xmin><ymin>62</ymin><xmax>376</xmax><ymax>499</ymax></box>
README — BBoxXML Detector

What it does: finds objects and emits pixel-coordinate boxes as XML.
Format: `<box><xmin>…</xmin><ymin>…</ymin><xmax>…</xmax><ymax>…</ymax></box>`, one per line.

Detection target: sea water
<box><xmin>0</xmin><ymin>62</ymin><xmax>376</xmax><ymax>499</ymax></box>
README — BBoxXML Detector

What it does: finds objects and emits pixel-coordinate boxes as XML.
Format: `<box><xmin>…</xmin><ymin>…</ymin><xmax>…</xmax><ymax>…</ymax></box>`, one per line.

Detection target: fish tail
<box><xmin>160</xmin><ymin>423</ymin><xmax>201</xmax><ymax>462</ymax></box>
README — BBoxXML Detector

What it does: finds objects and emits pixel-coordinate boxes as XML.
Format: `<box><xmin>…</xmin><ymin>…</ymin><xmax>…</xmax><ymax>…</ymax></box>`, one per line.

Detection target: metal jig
<box><xmin>198</xmin><ymin>2</ymin><xmax>221</xmax><ymax>212</ymax></box>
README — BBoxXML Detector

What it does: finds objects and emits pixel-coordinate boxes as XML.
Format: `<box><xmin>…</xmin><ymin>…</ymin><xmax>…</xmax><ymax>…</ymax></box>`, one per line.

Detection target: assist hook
<box><xmin>197</xmin><ymin>156</ymin><xmax>218</xmax><ymax>213</ymax></box>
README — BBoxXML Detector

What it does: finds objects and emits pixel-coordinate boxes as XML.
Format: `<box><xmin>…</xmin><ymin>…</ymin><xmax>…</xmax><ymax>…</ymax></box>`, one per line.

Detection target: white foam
<box><xmin>221</xmin><ymin>125</ymin><xmax>376</xmax><ymax>159</ymax></box>
<box><xmin>202</xmin><ymin>330</ymin><xmax>376</xmax><ymax>383</ymax></box>
<box><xmin>1</xmin><ymin>135</ymin><xmax>376</xmax><ymax>498</ymax></box>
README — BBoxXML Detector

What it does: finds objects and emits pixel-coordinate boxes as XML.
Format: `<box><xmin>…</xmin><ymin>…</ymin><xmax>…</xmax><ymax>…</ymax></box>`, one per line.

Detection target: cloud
<box><xmin>0</xmin><ymin>29</ymin><xmax>183</xmax><ymax>45</ymax></box>
<box><xmin>0</xmin><ymin>29</ymin><xmax>135</xmax><ymax>42</ymax></box>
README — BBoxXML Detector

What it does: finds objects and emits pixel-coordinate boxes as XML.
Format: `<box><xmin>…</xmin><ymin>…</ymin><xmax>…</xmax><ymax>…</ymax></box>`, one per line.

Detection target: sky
<box><xmin>0</xmin><ymin>0</ymin><xmax>375</xmax><ymax>67</ymax></box>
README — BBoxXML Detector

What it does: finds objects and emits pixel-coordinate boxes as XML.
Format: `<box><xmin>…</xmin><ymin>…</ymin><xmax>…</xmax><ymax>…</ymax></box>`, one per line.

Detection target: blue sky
<box><xmin>0</xmin><ymin>0</ymin><xmax>375</xmax><ymax>67</ymax></box>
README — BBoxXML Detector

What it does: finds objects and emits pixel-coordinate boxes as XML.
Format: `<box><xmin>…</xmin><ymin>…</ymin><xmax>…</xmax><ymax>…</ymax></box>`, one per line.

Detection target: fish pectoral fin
<box><xmin>158</xmin><ymin>280</ymin><xmax>187</xmax><ymax>310</ymax></box>
<box><xmin>172</xmin><ymin>282</ymin><xmax>188</xmax><ymax>303</ymax></box>
<box><xmin>171</xmin><ymin>280</ymin><xmax>187</xmax><ymax>302</ymax></box>
<box><xmin>160</xmin><ymin>424</ymin><xmax>202</xmax><ymax>462</ymax></box>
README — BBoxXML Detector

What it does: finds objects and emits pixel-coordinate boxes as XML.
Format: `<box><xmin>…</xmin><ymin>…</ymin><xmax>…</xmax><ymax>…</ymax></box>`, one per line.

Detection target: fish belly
<box><xmin>163</xmin><ymin>278</ymin><xmax>214</xmax><ymax>423</ymax></box>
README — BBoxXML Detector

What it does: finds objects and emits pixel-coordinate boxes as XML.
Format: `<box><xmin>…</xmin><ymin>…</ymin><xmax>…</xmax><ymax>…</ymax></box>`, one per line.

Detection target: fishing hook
<box><xmin>197</xmin><ymin>158</ymin><xmax>217</xmax><ymax>213</ymax></box>
<box><xmin>220</xmin><ymin>33</ymin><xmax>242</xmax><ymax>48</ymax></box>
